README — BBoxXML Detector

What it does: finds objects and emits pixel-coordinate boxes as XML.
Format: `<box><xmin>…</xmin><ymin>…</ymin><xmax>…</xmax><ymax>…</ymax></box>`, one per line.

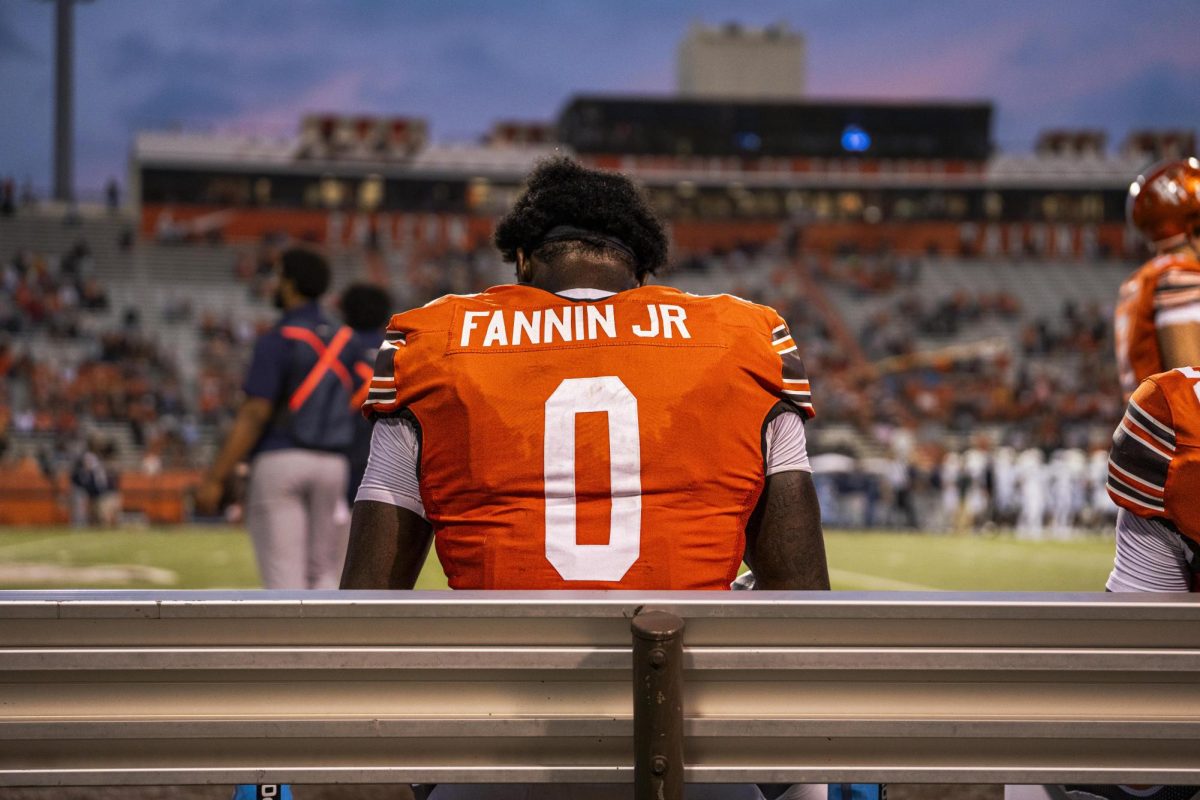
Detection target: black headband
<box><xmin>534</xmin><ymin>225</ymin><xmax>638</xmax><ymax>264</ymax></box>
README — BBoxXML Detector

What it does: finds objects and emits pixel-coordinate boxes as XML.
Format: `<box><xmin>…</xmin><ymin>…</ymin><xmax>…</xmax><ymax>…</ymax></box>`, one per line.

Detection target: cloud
<box><xmin>122</xmin><ymin>82</ymin><xmax>241</xmax><ymax>128</ymax></box>
<box><xmin>220</xmin><ymin>70</ymin><xmax>372</xmax><ymax>136</ymax></box>
<box><xmin>1070</xmin><ymin>61</ymin><xmax>1200</xmax><ymax>135</ymax></box>
<box><xmin>106</xmin><ymin>31</ymin><xmax>235</xmax><ymax>82</ymax></box>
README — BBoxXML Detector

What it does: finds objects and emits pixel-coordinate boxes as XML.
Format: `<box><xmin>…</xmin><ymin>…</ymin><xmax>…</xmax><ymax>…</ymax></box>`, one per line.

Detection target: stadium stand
<box><xmin>0</xmin><ymin>200</ymin><xmax>1138</xmax><ymax>532</ymax></box>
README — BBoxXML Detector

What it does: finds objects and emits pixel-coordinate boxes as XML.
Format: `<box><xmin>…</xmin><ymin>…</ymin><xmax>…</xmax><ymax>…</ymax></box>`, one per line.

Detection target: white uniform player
<box><xmin>1015</xmin><ymin>448</ymin><xmax>1046</xmax><ymax>539</ymax></box>
<box><xmin>991</xmin><ymin>446</ymin><xmax>1018</xmax><ymax>523</ymax></box>
<box><xmin>940</xmin><ymin>451</ymin><xmax>963</xmax><ymax>531</ymax></box>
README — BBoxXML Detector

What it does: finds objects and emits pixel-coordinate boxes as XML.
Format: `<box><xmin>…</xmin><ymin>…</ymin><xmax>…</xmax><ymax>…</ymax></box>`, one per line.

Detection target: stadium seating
<box><xmin>1</xmin><ymin>205</ymin><xmax>1140</xmax><ymax>529</ymax></box>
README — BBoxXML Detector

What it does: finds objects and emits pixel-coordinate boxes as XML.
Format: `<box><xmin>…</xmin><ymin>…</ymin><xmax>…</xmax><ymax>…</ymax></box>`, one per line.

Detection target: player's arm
<box><xmin>197</xmin><ymin>332</ymin><xmax>287</xmax><ymax>514</ymax></box>
<box><xmin>742</xmin><ymin>316</ymin><xmax>828</xmax><ymax>590</ymax></box>
<box><xmin>340</xmin><ymin>415</ymin><xmax>433</xmax><ymax>590</ymax></box>
<box><xmin>744</xmin><ymin>469</ymin><xmax>829</xmax><ymax>590</ymax></box>
<box><xmin>196</xmin><ymin>397</ymin><xmax>273</xmax><ymax>514</ymax></box>
<box><xmin>1157</xmin><ymin>323</ymin><xmax>1200</xmax><ymax>371</ymax></box>
<box><xmin>341</xmin><ymin>501</ymin><xmax>432</xmax><ymax>589</ymax></box>
<box><xmin>744</xmin><ymin>409</ymin><xmax>829</xmax><ymax>590</ymax></box>
<box><xmin>1154</xmin><ymin>269</ymin><xmax>1200</xmax><ymax>369</ymax></box>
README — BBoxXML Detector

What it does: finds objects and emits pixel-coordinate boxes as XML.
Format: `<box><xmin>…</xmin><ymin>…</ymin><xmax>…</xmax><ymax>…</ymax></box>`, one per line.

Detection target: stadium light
<box><xmin>841</xmin><ymin>124</ymin><xmax>871</xmax><ymax>153</ymax></box>
<box><xmin>40</xmin><ymin>0</ymin><xmax>92</xmax><ymax>203</ymax></box>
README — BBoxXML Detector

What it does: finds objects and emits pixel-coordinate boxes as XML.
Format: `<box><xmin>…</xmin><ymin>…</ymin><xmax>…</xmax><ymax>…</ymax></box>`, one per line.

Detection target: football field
<box><xmin>0</xmin><ymin>526</ymin><xmax>1116</xmax><ymax>591</ymax></box>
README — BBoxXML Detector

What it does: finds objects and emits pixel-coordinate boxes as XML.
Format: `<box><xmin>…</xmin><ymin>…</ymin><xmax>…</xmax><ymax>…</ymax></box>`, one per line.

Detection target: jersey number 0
<box><xmin>543</xmin><ymin>377</ymin><xmax>642</xmax><ymax>581</ymax></box>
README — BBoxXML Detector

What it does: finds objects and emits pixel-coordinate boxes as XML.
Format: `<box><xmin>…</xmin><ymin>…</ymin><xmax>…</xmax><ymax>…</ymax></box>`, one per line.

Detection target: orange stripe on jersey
<box><xmin>1123</xmin><ymin>410</ymin><xmax>1176</xmax><ymax>453</ymax></box>
<box><xmin>1128</xmin><ymin>397</ymin><xmax>1175</xmax><ymax>440</ymax></box>
<box><xmin>1108</xmin><ymin>460</ymin><xmax>1165</xmax><ymax>497</ymax></box>
<box><xmin>1107</xmin><ymin>480</ymin><xmax>1166</xmax><ymax>514</ymax></box>
<box><xmin>1123</xmin><ymin>389</ymin><xmax>1177</xmax><ymax>451</ymax></box>
<box><xmin>1119</xmin><ymin>419</ymin><xmax>1174</xmax><ymax>460</ymax></box>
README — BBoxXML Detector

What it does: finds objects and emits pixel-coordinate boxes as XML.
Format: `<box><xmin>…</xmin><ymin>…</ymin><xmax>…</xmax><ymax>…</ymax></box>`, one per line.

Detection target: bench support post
<box><xmin>632</xmin><ymin>610</ymin><xmax>685</xmax><ymax>800</ymax></box>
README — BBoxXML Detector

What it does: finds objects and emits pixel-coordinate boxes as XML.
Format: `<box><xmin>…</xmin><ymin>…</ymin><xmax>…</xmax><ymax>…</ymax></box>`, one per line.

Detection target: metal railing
<box><xmin>2</xmin><ymin>590</ymin><xmax>1200</xmax><ymax>790</ymax></box>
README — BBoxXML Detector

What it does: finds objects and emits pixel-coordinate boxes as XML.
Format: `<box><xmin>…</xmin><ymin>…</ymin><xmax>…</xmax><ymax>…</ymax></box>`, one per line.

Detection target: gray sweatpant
<box><xmin>246</xmin><ymin>449</ymin><xmax>350</xmax><ymax>590</ymax></box>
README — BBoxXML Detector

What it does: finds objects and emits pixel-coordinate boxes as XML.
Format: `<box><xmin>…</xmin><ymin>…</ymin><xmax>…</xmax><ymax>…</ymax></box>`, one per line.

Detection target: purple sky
<box><xmin>1</xmin><ymin>0</ymin><xmax>1198</xmax><ymax>193</ymax></box>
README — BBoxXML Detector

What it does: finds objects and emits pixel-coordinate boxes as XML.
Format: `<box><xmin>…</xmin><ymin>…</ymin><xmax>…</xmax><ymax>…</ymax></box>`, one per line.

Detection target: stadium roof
<box><xmin>134</xmin><ymin>131</ymin><xmax>562</xmax><ymax>179</ymax></box>
<box><xmin>133</xmin><ymin>130</ymin><xmax>1150</xmax><ymax>190</ymax></box>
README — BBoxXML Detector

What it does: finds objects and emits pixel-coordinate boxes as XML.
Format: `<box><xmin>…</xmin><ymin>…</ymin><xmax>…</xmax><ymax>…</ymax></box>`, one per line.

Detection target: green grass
<box><xmin>823</xmin><ymin>531</ymin><xmax>1115</xmax><ymax>591</ymax></box>
<box><xmin>0</xmin><ymin>526</ymin><xmax>1116</xmax><ymax>591</ymax></box>
<box><xmin>0</xmin><ymin>526</ymin><xmax>262</xmax><ymax>589</ymax></box>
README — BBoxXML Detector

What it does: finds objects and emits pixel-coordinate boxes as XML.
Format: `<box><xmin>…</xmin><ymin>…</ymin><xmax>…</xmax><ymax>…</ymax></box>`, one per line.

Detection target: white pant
<box><xmin>246</xmin><ymin>449</ymin><xmax>350</xmax><ymax>589</ymax></box>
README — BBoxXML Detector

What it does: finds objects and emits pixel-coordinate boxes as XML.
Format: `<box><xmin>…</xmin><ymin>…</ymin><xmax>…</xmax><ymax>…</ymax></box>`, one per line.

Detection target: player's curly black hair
<box><xmin>493</xmin><ymin>157</ymin><xmax>668</xmax><ymax>280</ymax></box>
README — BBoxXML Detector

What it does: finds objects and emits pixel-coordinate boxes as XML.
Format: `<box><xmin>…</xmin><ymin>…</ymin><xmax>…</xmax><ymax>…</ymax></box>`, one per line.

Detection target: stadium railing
<box><xmin>2</xmin><ymin>590</ymin><xmax>1200</xmax><ymax>791</ymax></box>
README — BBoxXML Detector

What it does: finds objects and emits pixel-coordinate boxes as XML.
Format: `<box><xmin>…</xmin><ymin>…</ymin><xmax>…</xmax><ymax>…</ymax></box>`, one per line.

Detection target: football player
<box><xmin>342</xmin><ymin>158</ymin><xmax>828</xmax><ymax>800</ymax></box>
<box><xmin>1008</xmin><ymin>367</ymin><xmax>1200</xmax><ymax>800</ymax></box>
<box><xmin>342</xmin><ymin>157</ymin><xmax>828</xmax><ymax>594</ymax></box>
<box><xmin>1107</xmin><ymin>366</ymin><xmax>1200</xmax><ymax>592</ymax></box>
<box><xmin>1114</xmin><ymin>158</ymin><xmax>1200</xmax><ymax>398</ymax></box>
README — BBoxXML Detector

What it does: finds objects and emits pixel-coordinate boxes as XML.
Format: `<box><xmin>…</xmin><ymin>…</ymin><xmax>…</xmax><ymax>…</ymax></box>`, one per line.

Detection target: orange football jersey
<box><xmin>1108</xmin><ymin>366</ymin><xmax>1200</xmax><ymax>546</ymax></box>
<box><xmin>1114</xmin><ymin>253</ymin><xmax>1200</xmax><ymax>397</ymax></box>
<box><xmin>365</xmin><ymin>284</ymin><xmax>814</xmax><ymax>590</ymax></box>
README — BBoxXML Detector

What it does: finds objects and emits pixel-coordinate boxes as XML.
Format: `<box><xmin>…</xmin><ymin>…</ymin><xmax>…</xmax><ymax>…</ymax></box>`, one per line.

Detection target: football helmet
<box><xmin>1128</xmin><ymin>157</ymin><xmax>1200</xmax><ymax>247</ymax></box>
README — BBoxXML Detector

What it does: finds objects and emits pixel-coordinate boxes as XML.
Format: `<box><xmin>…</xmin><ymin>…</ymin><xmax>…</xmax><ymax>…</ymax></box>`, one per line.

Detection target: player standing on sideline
<box><xmin>342</xmin><ymin>158</ymin><xmax>828</xmax><ymax>800</ymax></box>
<box><xmin>196</xmin><ymin>247</ymin><xmax>369</xmax><ymax>589</ymax></box>
<box><xmin>1114</xmin><ymin>158</ymin><xmax>1200</xmax><ymax>397</ymax></box>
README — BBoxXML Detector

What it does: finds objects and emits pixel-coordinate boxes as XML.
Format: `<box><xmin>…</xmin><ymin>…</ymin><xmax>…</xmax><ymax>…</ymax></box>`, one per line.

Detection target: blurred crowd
<box><xmin>812</xmin><ymin>440</ymin><xmax>1118</xmax><ymax>537</ymax></box>
<box><xmin>1</xmin><ymin>243</ymin><xmax>110</xmax><ymax>337</ymax></box>
<box><xmin>859</xmin><ymin>290</ymin><xmax>1022</xmax><ymax>357</ymax></box>
<box><xmin>0</xmin><ymin>231</ymin><xmax>1132</xmax><ymax>532</ymax></box>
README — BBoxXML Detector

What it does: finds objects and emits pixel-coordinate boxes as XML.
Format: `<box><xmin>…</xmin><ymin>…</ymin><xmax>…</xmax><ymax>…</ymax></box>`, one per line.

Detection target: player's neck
<box><xmin>1160</xmin><ymin>238</ymin><xmax>1200</xmax><ymax>262</ymax></box>
<box><xmin>530</xmin><ymin>265</ymin><xmax>639</xmax><ymax>295</ymax></box>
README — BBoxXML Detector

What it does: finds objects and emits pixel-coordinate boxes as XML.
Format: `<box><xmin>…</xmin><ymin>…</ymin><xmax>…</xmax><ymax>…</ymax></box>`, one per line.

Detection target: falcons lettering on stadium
<box><xmin>458</xmin><ymin>304</ymin><xmax>692</xmax><ymax>348</ymax></box>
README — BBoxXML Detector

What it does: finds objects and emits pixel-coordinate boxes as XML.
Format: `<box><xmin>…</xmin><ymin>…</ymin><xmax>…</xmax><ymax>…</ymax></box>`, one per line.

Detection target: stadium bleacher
<box><xmin>0</xmin><ymin>201</ymin><xmax>1140</xmax><ymax>532</ymax></box>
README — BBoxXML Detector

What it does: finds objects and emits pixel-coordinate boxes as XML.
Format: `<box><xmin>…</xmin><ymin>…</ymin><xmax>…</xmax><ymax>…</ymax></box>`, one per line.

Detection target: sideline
<box><xmin>829</xmin><ymin>568</ymin><xmax>935</xmax><ymax>591</ymax></box>
<box><xmin>0</xmin><ymin>563</ymin><xmax>177</xmax><ymax>586</ymax></box>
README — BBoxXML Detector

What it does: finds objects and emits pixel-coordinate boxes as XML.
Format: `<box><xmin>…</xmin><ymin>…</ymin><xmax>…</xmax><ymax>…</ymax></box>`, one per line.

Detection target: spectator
<box><xmin>196</xmin><ymin>248</ymin><xmax>372</xmax><ymax>589</ymax></box>
<box><xmin>70</xmin><ymin>438</ymin><xmax>119</xmax><ymax>527</ymax></box>
<box><xmin>96</xmin><ymin>441</ymin><xmax>122</xmax><ymax>526</ymax></box>
<box><xmin>1</xmin><ymin>177</ymin><xmax>13</xmax><ymax>217</ymax></box>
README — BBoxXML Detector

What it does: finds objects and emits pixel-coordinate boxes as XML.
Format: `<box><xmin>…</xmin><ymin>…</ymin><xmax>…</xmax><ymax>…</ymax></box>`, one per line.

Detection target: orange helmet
<box><xmin>1128</xmin><ymin>157</ymin><xmax>1200</xmax><ymax>247</ymax></box>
